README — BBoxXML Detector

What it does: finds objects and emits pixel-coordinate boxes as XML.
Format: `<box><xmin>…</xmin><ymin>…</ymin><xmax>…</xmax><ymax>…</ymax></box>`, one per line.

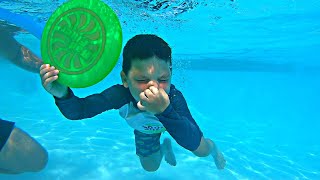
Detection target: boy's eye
<box><xmin>136</xmin><ymin>79</ymin><xmax>148</xmax><ymax>83</ymax></box>
<box><xmin>135</xmin><ymin>79</ymin><xmax>168</xmax><ymax>83</ymax></box>
<box><xmin>159</xmin><ymin>79</ymin><xmax>168</xmax><ymax>82</ymax></box>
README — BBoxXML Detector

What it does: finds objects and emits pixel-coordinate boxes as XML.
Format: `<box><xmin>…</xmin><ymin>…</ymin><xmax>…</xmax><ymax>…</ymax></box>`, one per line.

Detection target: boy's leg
<box><xmin>192</xmin><ymin>137</ymin><xmax>226</xmax><ymax>169</ymax></box>
<box><xmin>134</xmin><ymin>130</ymin><xmax>176</xmax><ymax>172</ymax></box>
<box><xmin>161</xmin><ymin>138</ymin><xmax>176</xmax><ymax>166</ymax></box>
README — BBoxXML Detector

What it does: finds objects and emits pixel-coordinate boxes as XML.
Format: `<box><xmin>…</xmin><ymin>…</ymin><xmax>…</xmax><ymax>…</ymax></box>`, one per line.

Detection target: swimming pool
<box><xmin>0</xmin><ymin>0</ymin><xmax>319</xmax><ymax>179</ymax></box>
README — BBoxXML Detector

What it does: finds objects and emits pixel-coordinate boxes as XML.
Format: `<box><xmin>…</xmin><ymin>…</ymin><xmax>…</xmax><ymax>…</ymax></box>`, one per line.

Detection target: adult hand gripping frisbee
<box><xmin>41</xmin><ymin>0</ymin><xmax>122</xmax><ymax>88</ymax></box>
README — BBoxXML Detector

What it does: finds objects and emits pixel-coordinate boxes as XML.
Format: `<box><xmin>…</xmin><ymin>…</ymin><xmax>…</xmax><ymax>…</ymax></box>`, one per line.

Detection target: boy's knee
<box><xmin>193</xmin><ymin>149</ymin><xmax>211</xmax><ymax>157</ymax></box>
<box><xmin>139</xmin><ymin>156</ymin><xmax>161</xmax><ymax>172</ymax></box>
<box><xmin>192</xmin><ymin>137</ymin><xmax>212</xmax><ymax>157</ymax></box>
<box><xmin>141</xmin><ymin>163</ymin><xmax>160</xmax><ymax>172</ymax></box>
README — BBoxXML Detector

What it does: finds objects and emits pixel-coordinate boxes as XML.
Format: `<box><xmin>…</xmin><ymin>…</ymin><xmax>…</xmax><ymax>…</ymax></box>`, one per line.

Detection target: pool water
<box><xmin>0</xmin><ymin>0</ymin><xmax>320</xmax><ymax>179</ymax></box>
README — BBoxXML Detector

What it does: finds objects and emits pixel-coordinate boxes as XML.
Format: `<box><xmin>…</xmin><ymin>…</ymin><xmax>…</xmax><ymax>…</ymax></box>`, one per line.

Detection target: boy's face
<box><xmin>121</xmin><ymin>56</ymin><xmax>172</xmax><ymax>102</ymax></box>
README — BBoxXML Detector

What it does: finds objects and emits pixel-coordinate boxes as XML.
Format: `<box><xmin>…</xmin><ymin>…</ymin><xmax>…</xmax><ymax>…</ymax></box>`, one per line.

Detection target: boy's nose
<box><xmin>147</xmin><ymin>80</ymin><xmax>159</xmax><ymax>88</ymax></box>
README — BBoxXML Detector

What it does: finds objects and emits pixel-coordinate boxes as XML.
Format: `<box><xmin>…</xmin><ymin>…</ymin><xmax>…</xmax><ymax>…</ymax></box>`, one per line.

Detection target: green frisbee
<box><xmin>41</xmin><ymin>0</ymin><xmax>122</xmax><ymax>88</ymax></box>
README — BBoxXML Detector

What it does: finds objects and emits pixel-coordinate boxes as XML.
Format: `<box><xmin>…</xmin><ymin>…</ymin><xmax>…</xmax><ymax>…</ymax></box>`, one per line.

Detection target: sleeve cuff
<box><xmin>54</xmin><ymin>88</ymin><xmax>74</xmax><ymax>102</ymax></box>
<box><xmin>157</xmin><ymin>104</ymin><xmax>174</xmax><ymax>116</ymax></box>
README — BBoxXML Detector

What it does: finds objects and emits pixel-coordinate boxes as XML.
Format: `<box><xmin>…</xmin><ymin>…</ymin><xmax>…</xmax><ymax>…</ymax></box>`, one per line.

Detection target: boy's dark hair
<box><xmin>122</xmin><ymin>34</ymin><xmax>172</xmax><ymax>75</ymax></box>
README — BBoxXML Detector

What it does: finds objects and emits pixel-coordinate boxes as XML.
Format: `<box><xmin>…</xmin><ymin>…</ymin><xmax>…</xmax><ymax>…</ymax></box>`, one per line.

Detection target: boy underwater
<box><xmin>40</xmin><ymin>34</ymin><xmax>226</xmax><ymax>171</ymax></box>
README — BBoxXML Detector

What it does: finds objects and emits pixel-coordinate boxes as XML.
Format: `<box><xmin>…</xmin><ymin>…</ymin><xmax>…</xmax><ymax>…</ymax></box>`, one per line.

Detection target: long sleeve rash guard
<box><xmin>54</xmin><ymin>84</ymin><xmax>203</xmax><ymax>151</ymax></box>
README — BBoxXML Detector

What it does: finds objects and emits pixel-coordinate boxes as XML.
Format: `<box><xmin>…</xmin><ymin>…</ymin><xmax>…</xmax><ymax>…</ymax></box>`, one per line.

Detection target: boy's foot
<box><xmin>163</xmin><ymin>138</ymin><xmax>177</xmax><ymax>166</ymax></box>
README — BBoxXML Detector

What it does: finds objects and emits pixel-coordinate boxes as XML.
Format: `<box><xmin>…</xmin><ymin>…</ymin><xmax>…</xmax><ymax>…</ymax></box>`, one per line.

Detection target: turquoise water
<box><xmin>1</xmin><ymin>0</ymin><xmax>320</xmax><ymax>179</ymax></box>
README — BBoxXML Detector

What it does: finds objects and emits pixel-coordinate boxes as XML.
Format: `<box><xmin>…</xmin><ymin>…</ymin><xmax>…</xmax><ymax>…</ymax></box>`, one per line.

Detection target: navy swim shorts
<box><xmin>134</xmin><ymin>130</ymin><xmax>161</xmax><ymax>157</ymax></box>
<box><xmin>0</xmin><ymin>119</ymin><xmax>15</xmax><ymax>151</ymax></box>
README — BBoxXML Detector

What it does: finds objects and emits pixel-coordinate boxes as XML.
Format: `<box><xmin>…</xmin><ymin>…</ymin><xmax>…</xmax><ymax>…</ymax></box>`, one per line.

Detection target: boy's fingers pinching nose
<box><xmin>149</xmin><ymin>86</ymin><xmax>159</xmax><ymax>94</ymax></box>
<box><xmin>139</xmin><ymin>92</ymin><xmax>149</xmax><ymax>101</ymax></box>
<box><xmin>144</xmin><ymin>89</ymin><xmax>154</xmax><ymax>98</ymax></box>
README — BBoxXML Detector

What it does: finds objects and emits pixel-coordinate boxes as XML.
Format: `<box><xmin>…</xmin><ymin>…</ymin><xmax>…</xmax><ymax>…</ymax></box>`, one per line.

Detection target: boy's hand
<box><xmin>39</xmin><ymin>64</ymin><xmax>68</xmax><ymax>98</ymax></box>
<box><xmin>137</xmin><ymin>86</ymin><xmax>170</xmax><ymax>114</ymax></box>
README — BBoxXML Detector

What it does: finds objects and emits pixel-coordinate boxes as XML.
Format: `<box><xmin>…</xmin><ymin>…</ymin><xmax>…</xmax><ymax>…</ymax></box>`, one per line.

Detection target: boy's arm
<box><xmin>54</xmin><ymin>84</ymin><xmax>132</xmax><ymax>120</ymax></box>
<box><xmin>156</xmin><ymin>85</ymin><xmax>203</xmax><ymax>151</ymax></box>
